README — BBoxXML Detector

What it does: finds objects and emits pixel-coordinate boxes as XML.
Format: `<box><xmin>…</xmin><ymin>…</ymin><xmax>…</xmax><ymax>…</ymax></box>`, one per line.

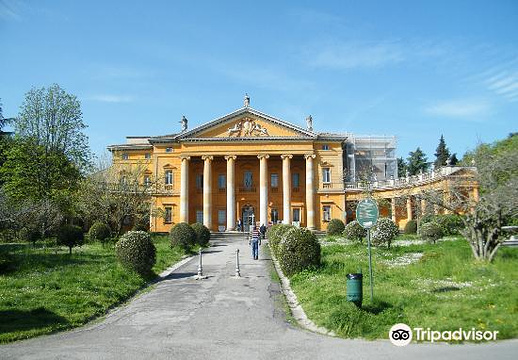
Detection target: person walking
<box><xmin>260</xmin><ymin>224</ymin><xmax>267</xmax><ymax>239</ymax></box>
<box><xmin>249</xmin><ymin>225</ymin><xmax>261</xmax><ymax>260</ymax></box>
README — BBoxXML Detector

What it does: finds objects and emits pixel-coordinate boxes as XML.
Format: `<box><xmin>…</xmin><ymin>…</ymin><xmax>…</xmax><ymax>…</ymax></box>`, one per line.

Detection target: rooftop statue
<box><xmin>179</xmin><ymin>116</ymin><xmax>188</xmax><ymax>132</ymax></box>
<box><xmin>306</xmin><ymin>115</ymin><xmax>313</xmax><ymax>131</ymax></box>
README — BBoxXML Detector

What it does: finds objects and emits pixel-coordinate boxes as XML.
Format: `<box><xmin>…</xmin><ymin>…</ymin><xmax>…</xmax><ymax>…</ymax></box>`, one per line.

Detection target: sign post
<box><xmin>356</xmin><ymin>198</ymin><xmax>379</xmax><ymax>303</ymax></box>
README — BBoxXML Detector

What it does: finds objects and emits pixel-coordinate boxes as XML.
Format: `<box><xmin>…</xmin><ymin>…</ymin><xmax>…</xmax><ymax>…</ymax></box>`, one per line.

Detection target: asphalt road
<box><xmin>1</xmin><ymin>237</ymin><xmax>516</xmax><ymax>360</ymax></box>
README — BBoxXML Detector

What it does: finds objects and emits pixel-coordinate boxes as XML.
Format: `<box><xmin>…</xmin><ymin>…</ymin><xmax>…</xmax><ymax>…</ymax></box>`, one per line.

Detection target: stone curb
<box><xmin>158</xmin><ymin>254</ymin><xmax>196</xmax><ymax>278</ymax></box>
<box><xmin>269</xmin><ymin>243</ymin><xmax>336</xmax><ymax>337</ymax></box>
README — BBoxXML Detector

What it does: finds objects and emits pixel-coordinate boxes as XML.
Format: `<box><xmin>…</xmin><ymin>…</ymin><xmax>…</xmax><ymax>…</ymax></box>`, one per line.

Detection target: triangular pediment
<box><xmin>176</xmin><ymin>107</ymin><xmax>316</xmax><ymax>140</ymax></box>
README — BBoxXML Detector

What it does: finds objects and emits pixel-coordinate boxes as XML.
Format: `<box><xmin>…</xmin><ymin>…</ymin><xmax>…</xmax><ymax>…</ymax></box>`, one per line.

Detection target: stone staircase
<box><xmin>210</xmin><ymin>231</ymin><xmax>248</xmax><ymax>242</ymax></box>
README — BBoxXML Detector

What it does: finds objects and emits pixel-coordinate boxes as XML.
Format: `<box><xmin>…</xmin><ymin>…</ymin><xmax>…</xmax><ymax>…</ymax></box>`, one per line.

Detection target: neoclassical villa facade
<box><xmin>108</xmin><ymin>98</ymin><xmax>477</xmax><ymax>232</ymax></box>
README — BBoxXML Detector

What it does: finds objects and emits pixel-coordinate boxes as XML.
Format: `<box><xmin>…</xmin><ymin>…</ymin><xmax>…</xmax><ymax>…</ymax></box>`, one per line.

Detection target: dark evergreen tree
<box><xmin>397</xmin><ymin>157</ymin><xmax>407</xmax><ymax>177</ymax></box>
<box><xmin>407</xmin><ymin>147</ymin><xmax>428</xmax><ymax>175</ymax></box>
<box><xmin>449</xmin><ymin>153</ymin><xmax>459</xmax><ymax>165</ymax></box>
<box><xmin>434</xmin><ymin>135</ymin><xmax>451</xmax><ymax>168</ymax></box>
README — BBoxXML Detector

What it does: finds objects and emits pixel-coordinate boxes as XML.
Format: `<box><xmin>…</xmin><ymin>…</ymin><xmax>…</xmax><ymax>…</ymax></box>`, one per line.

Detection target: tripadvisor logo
<box><xmin>389</xmin><ymin>323</ymin><xmax>499</xmax><ymax>346</ymax></box>
<box><xmin>389</xmin><ymin>323</ymin><xmax>412</xmax><ymax>346</ymax></box>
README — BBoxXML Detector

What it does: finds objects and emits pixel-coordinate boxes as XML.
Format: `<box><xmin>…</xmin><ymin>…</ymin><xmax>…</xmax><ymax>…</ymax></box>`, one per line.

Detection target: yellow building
<box><xmin>109</xmin><ymin>100</ymin><xmax>347</xmax><ymax>232</ymax></box>
<box><xmin>108</xmin><ymin>98</ymin><xmax>477</xmax><ymax>232</ymax></box>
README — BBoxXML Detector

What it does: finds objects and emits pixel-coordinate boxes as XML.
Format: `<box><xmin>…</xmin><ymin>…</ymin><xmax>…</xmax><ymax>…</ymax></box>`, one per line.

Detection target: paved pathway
<box><xmin>1</xmin><ymin>236</ymin><xmax>516</xmax><ymax>359</ymax></box>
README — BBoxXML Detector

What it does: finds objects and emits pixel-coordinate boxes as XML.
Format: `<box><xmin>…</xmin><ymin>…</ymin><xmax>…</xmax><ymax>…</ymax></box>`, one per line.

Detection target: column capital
<box><xmin>280</xmin><ymin>154</ymin><xmax>293</xmax><ymax>160</ymax></box>
<box><xmin>257</xmin><ymin>154</ymin><xmax>270</xmax><ymax>160</ymax></box>
<box><xmin>180</xmin><ymin>155</ymin><xmax>191</xmax><ymax>161</ymax></box>
<box><xmin>304</xmin><ymin>153</ymin><xmax>316</xmax><ymax>160</ymax></box>
<box><xmin>224</xmin><ymin>155</ymin><xmax>237</xmax><ymax>161</ymax></box>
<box><xmin>201</xmin><ymin>155</ymin><xmax>214</xmax><ymax>161</ymax></box>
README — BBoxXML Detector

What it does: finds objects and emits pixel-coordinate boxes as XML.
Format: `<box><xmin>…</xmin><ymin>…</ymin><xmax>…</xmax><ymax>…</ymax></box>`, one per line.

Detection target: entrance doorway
<box><xmin>242</xmin><ymin>205</ymin><xmax>255</xmax><ymax>232</ymax></box>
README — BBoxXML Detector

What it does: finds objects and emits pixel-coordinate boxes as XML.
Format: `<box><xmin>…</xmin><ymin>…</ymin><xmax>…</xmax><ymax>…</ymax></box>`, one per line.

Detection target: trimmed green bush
<box><xmin>88</xmin><ymin>222</ymin><xmax>111</xmax><ymax>243</ymax></box>
<box><xmin>419</xmin><ymin>222</ymin><xmax>443</xmax><ymax>244</ymax></box>
<box><xmin>0</xmin><ymin>250</ymin><xmax>17</xmax><ymax>274</ymax></box>
<box><xmin>343</xmin><ymin>220</ymin><xmax>367</xmax><ymax>243</ymax></box>
<box><xmin>436</xmin><ymin>214</ymin><xmax>464</xmax><ymax>236</ymax></box>
<box><xmin>327</xmin><ymin>219</ymin><xmax>345</xmax><ymax>235</ymax></box>
<box><xmin>371</xmin><ymin>218</ymin><xmax>399</xmax><ymax>248</ymax></box>
<box><xmin>278</xmin><ymin>227</ymin><xmax>321</xmax><ymax>277</ymax></box>
<box><xmin>19</xmin><ymin>228</ymin><xmax>40</xmax><ymax>246</ymax></box>
<box><xmin>267</xmin><ymin>224</ymin><xmax>295</xmax><ymax>256</ymax></box>
<box><xmin>404</xmin><ymin>220</ymin><xmax>417</xmax><ymax>234</ymax></box>
<box><xmin>191</xmin><ymin>223</ymin><xmax>210</xmax><ymax>246</ymax></box>
<box><xmin>132</xmin><ymin>222</ymin><xmax>148</xmax><ymax>232</ymax></box>
<box><xmin>170</xmin><ymin>222</ymin><xmax>196</xmax><ymax>250</ymax></box>
<box><xmin>115</xmin><ymin>231</ymin><xmax>156</xmax><ymax>275</ymax></box>
<box><xmin>57</xmin><ymin>224</ymin><xmax>84</xmax><ymax>254</ymax></box>
<box><xmin>421</xmin><ymin>214</ymin><xmax>465</xmax><ymax>236</ymax></box>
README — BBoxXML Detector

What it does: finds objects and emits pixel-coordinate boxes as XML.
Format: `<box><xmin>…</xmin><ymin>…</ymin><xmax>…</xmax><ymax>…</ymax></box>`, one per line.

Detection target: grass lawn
<box><xmin>0</xmin><ymin>234</ymin><xmax>187</xmax><ymax>343</ymax></box>
<box><xmin>289</xmin><ymin>235</ymin><xmax>518</xmax><ymax>341</ymax></box>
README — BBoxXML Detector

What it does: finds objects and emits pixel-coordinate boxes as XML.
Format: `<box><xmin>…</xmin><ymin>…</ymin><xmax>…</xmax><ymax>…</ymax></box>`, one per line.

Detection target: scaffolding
<box><xmin>345</xmin><ymin>135</ymin><xmax>398</xmax><ymax>183</ymax></box>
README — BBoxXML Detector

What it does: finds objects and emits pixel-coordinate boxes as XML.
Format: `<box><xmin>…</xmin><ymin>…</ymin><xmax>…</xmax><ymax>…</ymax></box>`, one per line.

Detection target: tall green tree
<box><xmin>434</xmin><ymin>135</ymin><xmax>451</xmax><ymax>168</ymax></box>
<box><xmin>15</xmin><ymin>84</ymin><xmax>91</xmax><ymax>171</ymax></box>
<box><xmin>449</xmin><ymin>153</ymin><xmax>459</xmax><ymax>165</ymax></box>
<box><xmin>397</xmin><ymin>157</ymin><xmax>407</xmax><ymax>177</ymax></box>
<box><xmin>407</xmin><ymin>147</ymin><xmax>428</xmax><ymax>175</ymax></box>
<box><xmin>0</xmin><ymin>137</ymin><xmax>81</xmax><ymax>203</ymax></box>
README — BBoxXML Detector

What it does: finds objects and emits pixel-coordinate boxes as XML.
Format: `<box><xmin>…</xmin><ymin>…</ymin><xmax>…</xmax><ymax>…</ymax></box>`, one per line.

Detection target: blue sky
<box><xmin>1</xmin><ymin>0</ymin><xmax>517</xmax><ymax>161</ymax></box>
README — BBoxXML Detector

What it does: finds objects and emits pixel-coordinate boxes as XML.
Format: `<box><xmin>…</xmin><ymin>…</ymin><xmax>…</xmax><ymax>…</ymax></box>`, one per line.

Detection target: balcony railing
<box><xmin>345</xmin><ymin>166</ymin><xmax>476</xmax><ymax>191</ymax></box>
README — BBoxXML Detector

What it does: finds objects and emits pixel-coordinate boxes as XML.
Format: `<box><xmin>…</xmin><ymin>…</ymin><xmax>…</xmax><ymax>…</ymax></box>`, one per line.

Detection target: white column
<box><xmin>305</xmin><ymin>154</ymin><xmax>316</xmax><ymax>229</ymax></box>
<box><xmin>281</xmin><ymin>154</ymin><xmax>292</xmax><ymax>224</ymax></box>
<box><xmin>179</xmin><ymin>156</ymin><xmax>190</xmax><ymax>223</ymax></box>
<box><xmin>421</xmin><ymin>199</ymin><xmax>427</xmax><ymax>215</ymax></box>
<box><xmin>406</xmin><ymin>197</ymin><xmax>413</xmax><ymax>221</ymax></box>
<box><xmin>391</xmin><ymin>198</ymin><xmax>397</xmax><ymax>223</ymax></box>
<box><xmin>202</xmin><ymin>155</ymin><xmax>213</xmax><ymax>229</ymax></box>
<box><xmin>258</xmin><ymin>154</ymin><xmax>269</xmax><ymax>227</ymax></box>
<box><xmin>225</xmin><ymin>155</ymin><xmax>237</xmax><ymax>231</ymax></box>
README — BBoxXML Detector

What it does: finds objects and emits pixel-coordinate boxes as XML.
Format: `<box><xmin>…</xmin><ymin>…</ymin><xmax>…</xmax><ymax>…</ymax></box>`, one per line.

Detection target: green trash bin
<box><xmin>346</xmin><ymin>273</ymin><xmax>363</xmax><ymax>307</ymax></box>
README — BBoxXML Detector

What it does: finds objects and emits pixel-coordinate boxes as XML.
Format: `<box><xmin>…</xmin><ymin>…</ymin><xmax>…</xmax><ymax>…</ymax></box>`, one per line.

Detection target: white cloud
<box><xmin>484</xmin><ymin>70</ymin><xmax>518</xmax><ymax>102</ymax></box>
<box><xmin>89</xmin><ymin>95</ymin><xmax>134</xmax><ymax>103</ymax></box>
<box><xmin>424</xmin><ymin>99</ymin><xmax>491</xmax><ymax>119</ymax></box>
<box><xmin>307</xmin><ymin>40</ymin><xmax>405</xmax><ymax>70</ymax></box>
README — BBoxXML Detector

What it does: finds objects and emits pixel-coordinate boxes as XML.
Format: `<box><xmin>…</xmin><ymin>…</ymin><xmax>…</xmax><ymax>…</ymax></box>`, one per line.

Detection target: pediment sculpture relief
<box><xmin>227</xmin><ymin>118</ymin><xmax>269</xmax><ymax>137</ymax></box>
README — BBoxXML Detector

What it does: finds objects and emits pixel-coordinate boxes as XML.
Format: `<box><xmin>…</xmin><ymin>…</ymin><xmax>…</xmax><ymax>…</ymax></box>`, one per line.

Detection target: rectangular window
<box><xmin>322</xmin><ymin>168</ymin><xmax>331</xmax><ymax>183</ymax></box>
<box><xmin>145</xmin><ymin>153</ymin><xmax>151</xmax><ymax>159</ymax></box>
<box><xmin>165</xmin><ymin>147</ymin><xmax>173</xmax><ymax>153</ymax></box>
<box><xmin>144</xmin><ymin>175</ymin><xmax>151</xmax><ymax>186</ymax></box>
<box><xmin>218</xmin><ymin>210</ymin><xmax>226</xmax><ymax>225</ymax></box>
<box><xmin>218</xmin><ymin>174</ymin><xmax>226</xmax><ymax>189</ymax></box>
<box><xmin>122</xmin><ymin>153</ymin><xmax>129</xmax><ymax>160</ymax></box>
<box><xmin>323</xmin><ymin>206</ymin><xmax>331</xmax><ymax>222</ymax></box>
<box><xmin>292</xmin><ymin>173</ymin><xmax>300</xmax><ymax>188</ymax></box>
<box><xmin>164</xmin><ymin>207</ymin><xmax>172</xmax><ymax>223</ymax></box>
<box><xmin>322</xmin><ymin>144</ymin><xmax>330</xmax><ymax>151</ymax></box>
<box><xmin>165</xmin><ymin>170</ymin><xmax>173</xmax><ymax>185</ymax></box>
<box><xmin>244</xmin><ymin>171</ymin><xmax>253</xmax><ymax>188</ymax></box>
<box><xmin>196</xmin><ymin>174</ymin><xmax>203</xmax><ymax>189</ymax></box>
<box><xmin>270</xmin><ymin>173</ymin><xmax>279</xmax><ymax>188</ymax></box>
<box><xmin>293</xmin><ymin>208</ymin><xmax>300</xmax><ymax>222</ymax></box>
<box><xmin>196</xmin><ymin>210</ymin><xmax>203</xmax><ymax>224</ymax></box>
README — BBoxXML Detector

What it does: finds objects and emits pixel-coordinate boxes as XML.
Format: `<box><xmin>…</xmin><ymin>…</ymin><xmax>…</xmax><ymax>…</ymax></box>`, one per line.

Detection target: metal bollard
<box><xmin>235</xmin><ymin>249</ymin><xmax>241</xmax><ymax>277</ymax></box>
<box><xmin>197</xmin><ymin>248</ymin><xmax>203</xmax><ymax>277</ymax></box>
